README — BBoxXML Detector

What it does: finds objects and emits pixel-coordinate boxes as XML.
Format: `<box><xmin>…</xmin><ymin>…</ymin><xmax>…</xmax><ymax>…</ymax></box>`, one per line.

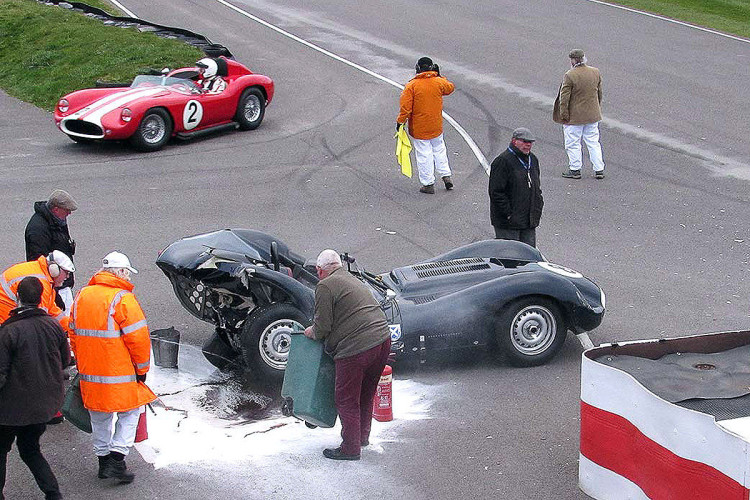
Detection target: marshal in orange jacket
<box><xmin>70</xmin><ymin>271</ymin><xmax>156</xmax><ymax>413</ymax></box>
<box><xmin>396</xmin><ymin>71</ymin><xmax>455</xmax><ymax>140</ymax></box>
<box><xmin>0</xmin><ymin>256</ymin><xmax>70</xmax><ymax>333</ymax></box>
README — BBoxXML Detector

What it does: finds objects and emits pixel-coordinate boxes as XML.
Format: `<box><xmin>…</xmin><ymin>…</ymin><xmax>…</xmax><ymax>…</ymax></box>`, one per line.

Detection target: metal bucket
<box><xmin>151</xmin><ymin>327</ymin><xmax>180</xmax><ymax>368</ymax></box>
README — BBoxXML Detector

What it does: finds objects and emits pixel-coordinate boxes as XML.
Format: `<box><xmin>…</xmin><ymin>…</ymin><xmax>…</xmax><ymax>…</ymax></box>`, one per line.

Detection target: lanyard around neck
<box><xmin>508</xmin><ymin>147</ymin><xmax>532</xmax><ymax>188</ymax></box>
<box><xmin>508</xmin><ymin>147</ymin><xmax>531</xmax><ymax>170</ymax></box>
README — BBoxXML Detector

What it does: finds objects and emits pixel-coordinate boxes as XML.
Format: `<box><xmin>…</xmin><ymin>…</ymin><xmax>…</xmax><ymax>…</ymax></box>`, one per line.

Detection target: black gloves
<box><xmin>395</xmin><ymin>122</ymin><xmax>401</xmax><ymax>133</ymax></box>
<box><xmin>432</xmin><ymin>64</ymin><xmax>440</xmax><ymax>76</ymax></box>
<box><xmin>136</xmin><ymin>373</ymin><xmax>147</xmax><ymax>383</ymax></box>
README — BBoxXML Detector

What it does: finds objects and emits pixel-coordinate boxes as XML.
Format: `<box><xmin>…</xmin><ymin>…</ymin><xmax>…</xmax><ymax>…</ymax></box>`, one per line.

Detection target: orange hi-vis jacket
<box><xmin>0</xmin><ymin>256</ymin><xmax>70</xmax><ymax>332</ymax></box>
<box><xmin>70</xmin><ymin>271</ymin><xmax>156</xmax><ymax>413</ymax></box>
<box><xmin>397</xmin><ymin>71</ymin><xmax>455</xmax><ymax>140</ymax></box>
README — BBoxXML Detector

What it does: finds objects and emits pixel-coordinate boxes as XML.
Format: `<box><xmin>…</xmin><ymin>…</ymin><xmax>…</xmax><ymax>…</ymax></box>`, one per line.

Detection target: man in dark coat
<box><xmin>488</xmin><ymin>127</ymin><xmax>544</xmax><ymax>247</ymax></box>
<box><xmin>24</xmin><ymin>190</ymin><xmax>77</xmax><ymax>311</ymax></box>
<box><xmin>0</xmin><ymin>277</ymin><xmax>70</xmax><ymax>500</ymax></box>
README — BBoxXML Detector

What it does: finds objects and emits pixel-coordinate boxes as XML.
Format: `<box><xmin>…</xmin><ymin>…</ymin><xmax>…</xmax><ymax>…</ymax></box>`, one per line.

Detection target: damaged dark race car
<box><xmin>156</xmin><ymin>229</ymin><xmax>605</xmax><ymax>381</ymax></box>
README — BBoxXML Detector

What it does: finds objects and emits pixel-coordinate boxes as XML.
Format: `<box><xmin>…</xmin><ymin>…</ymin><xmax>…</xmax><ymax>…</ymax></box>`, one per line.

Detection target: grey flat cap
<box><xmin>512</xmin><ymin>127</ymin><xmax>535</xmax><ymax>142</ymax></box>
<box><xmin>569</xmin><ymin>49</ymin><xmax>585</xmax><ymax>59</ymax></box>
<box><xmin>48</xmin><ymin>190</ymin><xmax>78</xmax><ymax>211</ymax></box>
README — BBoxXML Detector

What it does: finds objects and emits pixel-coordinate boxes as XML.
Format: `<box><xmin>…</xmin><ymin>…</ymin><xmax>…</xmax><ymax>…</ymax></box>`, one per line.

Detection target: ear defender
<box><xmin>47</xmin><ymin>255</ymin><xmax>60</xmax><ymax>278</ymax></box>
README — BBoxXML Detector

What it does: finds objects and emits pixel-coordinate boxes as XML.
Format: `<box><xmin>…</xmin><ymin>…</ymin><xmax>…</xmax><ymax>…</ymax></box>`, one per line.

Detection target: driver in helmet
<box><xmin>196</xmin><ymin>57</ymin><xmax>227</xmax><ymax>94</ymax></box>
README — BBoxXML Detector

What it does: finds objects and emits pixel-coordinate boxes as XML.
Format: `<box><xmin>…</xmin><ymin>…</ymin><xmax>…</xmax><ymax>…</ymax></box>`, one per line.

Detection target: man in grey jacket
<box><xmin>0</xmin><ymin>277</ymin><xmax>69</xmax><ymax>500</ymax></box>
<box><xmin>304</xmin><ymin>250</ymin><xmax>390</xmax><ymax>461</ymax></box>
<box><xmin>554</xmin><ymin>49</ymin><xmax>606</xmax><ymax>179</ymax></box>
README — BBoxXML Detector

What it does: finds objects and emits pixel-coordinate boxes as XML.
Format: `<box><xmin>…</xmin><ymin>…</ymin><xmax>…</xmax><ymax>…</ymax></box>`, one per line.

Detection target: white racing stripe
<box><xmin>70</xmin><ymin>87</ymin><xmax>165</xmax><ymax>125</ymax></box>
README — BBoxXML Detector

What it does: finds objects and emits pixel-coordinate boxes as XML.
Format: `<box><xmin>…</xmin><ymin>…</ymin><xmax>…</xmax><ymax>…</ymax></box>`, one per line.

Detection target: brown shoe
<box><xmin>419</xmin><ymin>184</ymin><xmax>435</xmax><ymax>194</ymax></box>
<box><xmin>442</xmin><ymin>176</ymin><xmax>453</xmax><ymax>190</ymax></box>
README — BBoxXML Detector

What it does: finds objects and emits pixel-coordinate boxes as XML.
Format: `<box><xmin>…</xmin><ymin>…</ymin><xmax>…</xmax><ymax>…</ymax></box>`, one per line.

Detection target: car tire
<box><xmin>496</xmin><ymin>297</ymin><xmax>566</xmax><ymax>367</ymax></box>
<box><xmin>235</xmin><ymin>87</ymin><xmax>265</xmax><ymax>130</ymax></box>
<box><xmin>240</xmin><ymin>303</ymin><xmax>307</xmax><ymax>382</ymax></box>
<box><xmin>202</xmin><ymin>330</ymin><xmax>239</xmax><ymax>370</ymax></box>
<box><xmin>129</xmin><ymin>108</ymin><xmax>172</xmax><ymax>152</ymax></box>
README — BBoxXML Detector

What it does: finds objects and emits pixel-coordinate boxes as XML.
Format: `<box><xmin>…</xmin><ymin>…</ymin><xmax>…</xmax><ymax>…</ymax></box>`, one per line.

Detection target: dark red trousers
<box><xmin>334</xmin><ymin>338</ymin><xmax>391</xmax><ymax>456</ymax></box>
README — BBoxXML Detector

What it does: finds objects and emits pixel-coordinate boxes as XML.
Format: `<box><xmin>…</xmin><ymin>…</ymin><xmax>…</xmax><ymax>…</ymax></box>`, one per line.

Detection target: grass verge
<box><xmin>0</xmin><ymin>0</ymin><xmax>204</xmax><ymax>111</ymax></box>
<box><xmin>611</xmin><ymin>0</ymin><xmax>750</xmax><ymax>39</ymax></box>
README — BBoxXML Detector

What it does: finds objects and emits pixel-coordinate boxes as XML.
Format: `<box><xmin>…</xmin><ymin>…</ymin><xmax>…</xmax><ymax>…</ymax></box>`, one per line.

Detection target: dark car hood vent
<box><xmin>411</xmin><ymin>258</ymin><xmax>490</xmax><ymax>279</ymax></box>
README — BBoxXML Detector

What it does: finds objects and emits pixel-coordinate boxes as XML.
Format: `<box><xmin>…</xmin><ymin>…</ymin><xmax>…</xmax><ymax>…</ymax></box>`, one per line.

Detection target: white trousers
<box><xmin>412</xmin><ymin>134</ymin><xmax>452</xmax><ymax>186</ymax></box>
<box><xmin>57</xmin><ymin>287</ymin><xmax>73</xmax><ymax>315</ymax></box>
<box><xmin>563</xmin><ymin>122</ymin><xmax>605</xmax><ymax>172</ymax></box>
<box><xmin>89</xmin><ymin>407</ymin><xmax>141</xmax><ymax>456</ymax></box>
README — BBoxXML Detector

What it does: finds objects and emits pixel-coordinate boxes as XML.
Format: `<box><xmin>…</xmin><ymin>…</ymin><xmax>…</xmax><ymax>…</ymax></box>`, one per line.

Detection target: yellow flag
<box><xmin>395</xmin><ymin>125</ymin><xmax>412</xmax><ymax>178</ymax></box>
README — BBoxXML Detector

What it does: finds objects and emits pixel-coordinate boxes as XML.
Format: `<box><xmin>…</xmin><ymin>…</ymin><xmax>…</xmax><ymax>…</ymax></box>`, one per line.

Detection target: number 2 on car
<box><xmin>182</xmin><ymin>100</ymin><xmax>203</xmax><ymax>130</ymax></box>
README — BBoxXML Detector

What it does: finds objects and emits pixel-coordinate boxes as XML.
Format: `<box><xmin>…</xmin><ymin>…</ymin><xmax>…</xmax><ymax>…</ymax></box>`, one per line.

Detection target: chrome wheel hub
<box><xmin>259</xmin><ymin>319</ymin><xmax>302</xmax><ymax>369</ymax></box>
<box><xmin>509</xmin><ymin>305</ymin><xmax>557</xmax><ymax>355</ymax></box>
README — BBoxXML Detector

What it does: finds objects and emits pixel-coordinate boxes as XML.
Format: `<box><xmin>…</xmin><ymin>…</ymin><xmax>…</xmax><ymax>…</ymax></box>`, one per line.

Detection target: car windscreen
<box><xmin>130</xmin><ymin>75</ymin><xmax>200</xmax><ymax>93</ymax></box>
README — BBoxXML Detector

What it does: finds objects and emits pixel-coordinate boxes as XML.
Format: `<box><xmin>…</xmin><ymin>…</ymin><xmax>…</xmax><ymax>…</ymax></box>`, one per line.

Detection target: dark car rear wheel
<box><xmin>129</xmin><ymin>108</ymin><xmax>172</xmax><ymax>152</ymax></box>
<box><xmin>235</xmin><ymin>87</ymin><xmax>265</xmax><ymax>130</ymax></box>
<box><xmin>496</xmin><ymin>297</ymin><xmax>566</xmax><ymax>367</ymax></box>
<box><xmin>240</xmin><ymin>303</ymin><xmax>307</xmax><ymax>382</ymax></box>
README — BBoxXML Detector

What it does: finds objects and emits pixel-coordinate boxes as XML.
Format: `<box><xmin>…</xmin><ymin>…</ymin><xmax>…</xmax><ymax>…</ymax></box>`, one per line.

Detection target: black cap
<box><xmin>416</xmin><ymin>57</ymin><xmax>433</xmax><ymax>72</ymax></box>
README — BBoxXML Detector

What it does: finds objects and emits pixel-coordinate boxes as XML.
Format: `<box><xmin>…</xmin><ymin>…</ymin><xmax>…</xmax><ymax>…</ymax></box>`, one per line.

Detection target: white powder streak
<box><xmin>136</xmin><ymin>345</ymin><xmax>439</xmax><ymax>469</ymax></box>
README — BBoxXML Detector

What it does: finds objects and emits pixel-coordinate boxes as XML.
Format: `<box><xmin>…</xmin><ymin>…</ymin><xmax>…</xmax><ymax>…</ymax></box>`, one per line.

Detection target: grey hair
<box><xmin>316</xmin><ymin>249</ymin><xmax>342</xmax><ymax>271</ymax></box>
<box><xmin>99</xmin><ymin>267</ymin><xmax>132</xmax><ymax>281</ymax></box>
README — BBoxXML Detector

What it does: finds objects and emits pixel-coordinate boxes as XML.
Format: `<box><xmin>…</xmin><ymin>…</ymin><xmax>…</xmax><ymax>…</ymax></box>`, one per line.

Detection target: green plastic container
<box><xmin>281</xmin><ymin>334</ymin><xmax>338</xmax><ymax>428</ymax></box>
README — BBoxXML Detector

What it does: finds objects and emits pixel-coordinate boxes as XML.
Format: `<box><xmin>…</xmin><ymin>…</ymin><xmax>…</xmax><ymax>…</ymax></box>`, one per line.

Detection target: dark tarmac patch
<box><xmin>193</xmin><ymin>369</ymin><xmax>285</xmax><ymax>423</ymax></box>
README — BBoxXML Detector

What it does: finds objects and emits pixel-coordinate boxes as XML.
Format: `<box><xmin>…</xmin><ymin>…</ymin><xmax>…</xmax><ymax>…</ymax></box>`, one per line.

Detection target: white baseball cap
<box><xmin>102</xmin><ymin>251</ymin><xmax>138</xmax><ymax>274</ymax></box>
<box><xmin>49</xmin><ymin>250</ymin><xmax>75</xmax><ymax>272</ymax></box>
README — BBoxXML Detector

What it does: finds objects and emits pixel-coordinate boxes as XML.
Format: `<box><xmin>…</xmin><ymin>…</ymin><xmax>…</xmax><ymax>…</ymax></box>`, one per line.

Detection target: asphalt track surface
<box><xmin>3</xmin><ymin>0</ymin><xmax>750</xmax><ymax>498</ymax></box>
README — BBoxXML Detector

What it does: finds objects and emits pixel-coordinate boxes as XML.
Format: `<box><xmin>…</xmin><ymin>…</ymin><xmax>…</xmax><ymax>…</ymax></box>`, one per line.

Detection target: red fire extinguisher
<box><xmin>135</xmin><ymin>408</ymin><xmax>148</xmax><ymax>443</ymax></box>
<box><xmin>372</xmin><ymin>365</ymin><xmax>393</xmax><ymax>422</ymax></box>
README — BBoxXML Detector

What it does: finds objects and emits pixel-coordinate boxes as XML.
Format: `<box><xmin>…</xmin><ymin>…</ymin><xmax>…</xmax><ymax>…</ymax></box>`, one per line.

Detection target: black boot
<box><xmin>100</xmin><ymin>452</ymin><xmax>135</xmax><ymax>484</ymax></box>
<box><xmin>97</xmin><ymin>454</ymin><xmax>112</xmax><ymax>479</ymax></box>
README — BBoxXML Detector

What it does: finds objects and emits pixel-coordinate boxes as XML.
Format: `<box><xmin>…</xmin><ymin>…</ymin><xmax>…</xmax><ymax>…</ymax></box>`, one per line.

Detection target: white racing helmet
<box><xmin>196</xmin><ymin>58</ymin><xmax>218</xmax><ymax>78</ymax></box>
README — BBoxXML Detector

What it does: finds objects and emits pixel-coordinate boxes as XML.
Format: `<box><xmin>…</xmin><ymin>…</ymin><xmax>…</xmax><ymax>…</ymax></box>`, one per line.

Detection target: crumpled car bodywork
<box><xmin>156</xmin><ymin>229</ymin><xmax>605</xmax><ymax>381</ymax></box>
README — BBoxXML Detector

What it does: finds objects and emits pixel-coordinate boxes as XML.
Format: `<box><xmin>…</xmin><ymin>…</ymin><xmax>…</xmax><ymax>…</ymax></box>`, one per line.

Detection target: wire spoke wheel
<box><xmin>243</xmin><ymin>94</ymin><xmax>261</xmax><ymax>123</ymax></box>
<box><xmin>141</xmin><ymin>114</ymin><xmax>166</xmax><ymax>144</ymax></box>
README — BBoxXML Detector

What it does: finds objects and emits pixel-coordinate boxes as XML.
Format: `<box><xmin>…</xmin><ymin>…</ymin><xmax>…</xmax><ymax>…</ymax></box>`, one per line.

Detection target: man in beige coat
<box><xmin>554</xmin><ymin>49</ymin><xmax>605</xmax><ymax>179</ymax></box>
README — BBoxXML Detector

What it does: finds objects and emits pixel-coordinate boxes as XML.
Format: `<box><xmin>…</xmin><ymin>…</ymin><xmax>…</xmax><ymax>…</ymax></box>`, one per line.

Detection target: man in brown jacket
<box><xmin>397</xmin><ymin>56</ymin><xmax>455</xmax><ymax>194</ymax></box>
<box><xmin>304</xmin><ymin>250</ymin><xmax>390</xmax><ymax>461</ymax></box>
<box><xmin>553</xmin><ymin>49</ymin><xmax>605</xmax><ymax>179</ymax></box>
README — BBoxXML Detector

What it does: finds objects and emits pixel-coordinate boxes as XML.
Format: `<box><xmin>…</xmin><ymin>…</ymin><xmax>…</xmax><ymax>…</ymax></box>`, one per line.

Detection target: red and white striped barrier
<box><xmin>580</xmin><ymin>331</ymin><xmax>750</xmax><ymax>500</ymax></box>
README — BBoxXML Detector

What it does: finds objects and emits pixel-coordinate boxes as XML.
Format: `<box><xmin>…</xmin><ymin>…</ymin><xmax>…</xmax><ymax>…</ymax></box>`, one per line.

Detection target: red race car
<box><xmin>54</xmin><ymin>57</ymin><xmax>274</xmax><ymax>152</ymax></box>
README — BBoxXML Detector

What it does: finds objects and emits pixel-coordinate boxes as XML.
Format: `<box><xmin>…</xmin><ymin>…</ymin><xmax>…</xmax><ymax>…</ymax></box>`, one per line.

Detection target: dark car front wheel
<box><xmin>235</xmin><ymin>87</ymin><xmax>265</xmax><ymax>130</ymax></box>
<box><xmin>129</xmin><ymin>108</ymin><xmax>172</xmax><ymax>152</ymax></box>
<box><xmin>202</xmin><ymin>330</ymin><xmax>239</xmax><ymax>370</ymax></box>
<box><xmin>496</xmin><ymin>297</ymin><xmax>566</xmax><ymax>367</ymax></box>
<box><xmin>240</xmin><ymin>303</ymin><xmax>307</xmax><ymax>382</ymax></box>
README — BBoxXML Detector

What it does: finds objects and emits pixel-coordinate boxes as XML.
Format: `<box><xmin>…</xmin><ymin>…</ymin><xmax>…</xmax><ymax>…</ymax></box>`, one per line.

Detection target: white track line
<box><xmin>109</xmin><ymin>0</ymin><xmax>136</xmax><ymax>18</ymax></box>
<box><xmin>577</xmin><ymin>332</ymin><xmax>595</xmax><ymax>350</ymax></box>
<box><xmin>586</xmin><ymin>0</ymin><xmax>750</xmax><ymax>44</ymax></box>
<box><xmin>213</xmin><ymin>0</ymin><xmax>491</xmax><ymax>174</ymax></box>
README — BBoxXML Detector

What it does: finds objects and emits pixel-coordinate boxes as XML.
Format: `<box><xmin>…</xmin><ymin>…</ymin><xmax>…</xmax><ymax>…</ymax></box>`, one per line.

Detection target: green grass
<box><xmin>611</xmin><ymin>0</ymin><xmax>750</xmax><ymax>39</ymax></box>
<box><xmin>79</xmin><ymin>0</ymin><xmax>122</xmax><ymax>16</ymax></box>
<box><xmin>0</xmin><ymin>0</ymin><xmax>204</xmax><ymax>111</ymax></box>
